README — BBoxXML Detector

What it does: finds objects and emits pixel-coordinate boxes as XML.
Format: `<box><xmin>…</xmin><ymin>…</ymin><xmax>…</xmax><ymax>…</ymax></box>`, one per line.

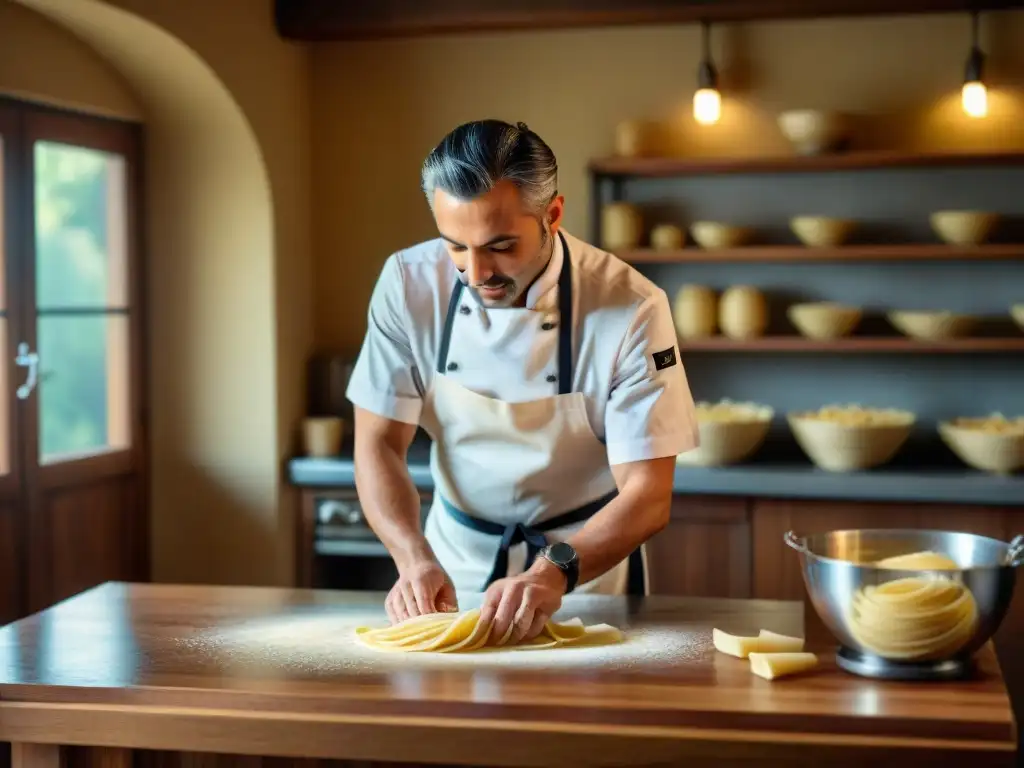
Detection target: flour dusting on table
<box><xmin>179</xmin><ymin>607</ymin><xmax>710</xmax><ymax>675</ymax></box>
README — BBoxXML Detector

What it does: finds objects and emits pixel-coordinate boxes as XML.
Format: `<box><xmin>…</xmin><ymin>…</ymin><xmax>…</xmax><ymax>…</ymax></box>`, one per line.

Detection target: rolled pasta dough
<box><xmin>355</xmin><ymin>609</ymin><xmax>624</xmax><ymax>653</ymax></box>
<box><xmin>847</xmin><ymin>550</ymin><xmax>978</xmax><ymax>661</ymax></box>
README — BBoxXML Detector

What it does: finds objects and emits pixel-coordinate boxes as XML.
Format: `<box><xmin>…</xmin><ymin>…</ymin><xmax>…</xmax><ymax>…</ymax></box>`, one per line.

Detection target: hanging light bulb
<box><xmin>693</xmin><ymin>20</ymin><xmax>721</xmax><ymax>125</ymax></box>
<box><xmin>961</xmin><ymin>11</ymin><xmax>987</xmax><ymax>119</ymax></box>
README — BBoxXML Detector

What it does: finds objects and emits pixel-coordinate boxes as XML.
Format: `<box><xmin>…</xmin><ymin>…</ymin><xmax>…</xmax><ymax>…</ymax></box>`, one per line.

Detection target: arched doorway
<box><xmin>3</xmin><ymin>0</ymin><xmax>283</xmax><ymax>610</ymax></box>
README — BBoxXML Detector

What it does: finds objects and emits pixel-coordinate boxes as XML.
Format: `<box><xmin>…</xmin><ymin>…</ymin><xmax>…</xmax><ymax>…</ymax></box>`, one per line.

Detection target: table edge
<box><xmin>0</xmin><ymin>700</ymin><xmax>1015</xmax><ymax>763</ymax></box>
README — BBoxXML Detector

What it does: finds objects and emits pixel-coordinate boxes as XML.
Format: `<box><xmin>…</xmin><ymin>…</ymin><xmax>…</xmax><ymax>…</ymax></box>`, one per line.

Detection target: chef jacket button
<box><xmin>541</xmin><ymin>321</ymin><xmax>556</xmax><ymax>331</ymax></box>
<box><xmin>447</xmin><ymin>362</ymin><xmax>459</xmax><ymax>372</ymax></box>
<box><xmin>459</xmin><ymin>305</ymin><xmax>471</xmax><ymax>315</ymax></box>
<box><xmin>546</xmin><ymin>374</ymin><xmax>557</xmax><ymax>383</ymax></box>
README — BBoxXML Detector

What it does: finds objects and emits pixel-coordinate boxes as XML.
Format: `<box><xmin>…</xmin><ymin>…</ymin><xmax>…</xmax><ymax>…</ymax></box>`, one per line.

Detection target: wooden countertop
<box><xmin>0</xmin><ymin>582</ymin><xmax>1016</xmax><ymax>767</ymax></box>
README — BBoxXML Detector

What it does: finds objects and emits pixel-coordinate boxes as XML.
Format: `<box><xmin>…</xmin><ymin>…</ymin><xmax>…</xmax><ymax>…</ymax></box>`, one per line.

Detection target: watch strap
<box><xmin>541</xmin><ymin>544</ymin><xmax>579</xmax><ymax>594</ymax></box>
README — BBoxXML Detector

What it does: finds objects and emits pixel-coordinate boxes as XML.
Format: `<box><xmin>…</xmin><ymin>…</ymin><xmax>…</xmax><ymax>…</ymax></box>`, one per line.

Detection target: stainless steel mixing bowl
<box><xmin>785</xmin><ymin>529</ymin><xmax>1024</xmax><ymax>676</ymax></box>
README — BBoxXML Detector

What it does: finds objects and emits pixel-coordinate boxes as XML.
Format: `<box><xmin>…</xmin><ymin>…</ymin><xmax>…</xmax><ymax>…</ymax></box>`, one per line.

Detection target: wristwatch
<box><xmin>539</xmin><ymin>541</ymin><xmax>579</xmax><ymax>594</ymax></box>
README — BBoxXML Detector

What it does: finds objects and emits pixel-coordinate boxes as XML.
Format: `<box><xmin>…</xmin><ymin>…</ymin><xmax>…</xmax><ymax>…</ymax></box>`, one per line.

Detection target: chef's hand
<box><xmin>479</xmin><ymin>561</ymin><xmax>565</xmax><ymax>645</ymax></box>
<box><xmin>387</xmin><ymin>559</ymin><xmax>458</xmax><ymax>624</ymax></box>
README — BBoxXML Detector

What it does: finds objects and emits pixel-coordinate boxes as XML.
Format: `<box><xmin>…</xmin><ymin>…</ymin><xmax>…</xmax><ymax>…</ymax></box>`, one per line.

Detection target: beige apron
<box><xmin>418</xmin><ymin>232</ymin><xmax>646</xmax><ymax>596</ymax></box>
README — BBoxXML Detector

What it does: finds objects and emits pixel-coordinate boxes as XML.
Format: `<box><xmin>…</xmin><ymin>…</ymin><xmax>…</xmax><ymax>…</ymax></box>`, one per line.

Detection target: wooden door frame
<box><xmin>0</xmin><ymin>102</ymin><xmax>28</xmax><ymax>620</ymax></box>
<box><xmin>0</xmin><ymin>96</ymin><xmax>149</xmax><ymax>612</ymax></box>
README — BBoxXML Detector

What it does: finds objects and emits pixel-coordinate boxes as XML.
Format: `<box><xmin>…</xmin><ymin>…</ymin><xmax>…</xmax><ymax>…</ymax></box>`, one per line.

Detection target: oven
<box><xmin>308</xmin><ymin>489</ymin><xmax>432</xmax><ymax>591</ymax></box>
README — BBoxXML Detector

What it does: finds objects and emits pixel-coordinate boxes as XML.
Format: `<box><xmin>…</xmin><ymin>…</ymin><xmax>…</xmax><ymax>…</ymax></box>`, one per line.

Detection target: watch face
<box><xmin>547</xmin><ymin>541</ymin><xmax>576</xmax><ymax>566</ymax></box>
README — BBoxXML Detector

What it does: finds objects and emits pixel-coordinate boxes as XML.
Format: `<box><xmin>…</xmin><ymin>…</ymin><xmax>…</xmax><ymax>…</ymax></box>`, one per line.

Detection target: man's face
<box><xmin>433</xmin><ymin>180</ymin><xmax>563</xmax><ymax>308</ymax></box>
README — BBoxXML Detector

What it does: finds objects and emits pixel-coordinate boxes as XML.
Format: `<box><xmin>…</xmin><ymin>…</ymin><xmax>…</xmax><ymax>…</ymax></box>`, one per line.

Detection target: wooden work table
<box><xmin>0</xmin><ymin>582</ymin><xmax>1017</xmax><ymax>768</ymax></box>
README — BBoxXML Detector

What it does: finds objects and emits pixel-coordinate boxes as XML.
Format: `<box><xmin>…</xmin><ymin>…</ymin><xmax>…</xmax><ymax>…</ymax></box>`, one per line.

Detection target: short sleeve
<box><xmin>604</xmin><ymin>290</ymin><xmax>700</xmax><ymax>465</ymax></box>
<box><xmin>345</xmin><ymin>253</ymin><xmax>424</xmax><ymax>425</ymax></box>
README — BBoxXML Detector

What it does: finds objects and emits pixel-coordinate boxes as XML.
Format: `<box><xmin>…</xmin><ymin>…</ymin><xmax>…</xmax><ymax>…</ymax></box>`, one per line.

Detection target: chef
<box><xmin>346</xmin><ymin>118</ymin><xmax>699</xmax><ymax>644</ymax></box>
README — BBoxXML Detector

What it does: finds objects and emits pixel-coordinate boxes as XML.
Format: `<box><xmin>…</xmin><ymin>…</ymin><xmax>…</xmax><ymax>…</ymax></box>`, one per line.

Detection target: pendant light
<box><xmin>961</xmin><ymin>11</ymin><xmax>987</xmax><ymax>119</ymax></box>
<box><xmin>693</xmin><ymin>20</ymin><xmax>721</xmax><ymax>125</ymax></box>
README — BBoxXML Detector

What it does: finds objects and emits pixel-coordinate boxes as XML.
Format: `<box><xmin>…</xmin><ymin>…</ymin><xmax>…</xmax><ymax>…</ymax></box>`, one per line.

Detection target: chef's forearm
<box><xmin>565</xmin><ymin>487</ymin><xmax>670</xmax><ymax>585</ymax></box>
<box><xmin>353</xmin><ymin>417</ymin><xmax>433</xmax><ymax>572</ymax></box>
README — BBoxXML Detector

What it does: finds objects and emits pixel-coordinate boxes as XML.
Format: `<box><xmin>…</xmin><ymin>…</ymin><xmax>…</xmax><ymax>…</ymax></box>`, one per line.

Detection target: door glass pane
<box><xmin>34</xmin><ymin>141</ymin><xmax>127</xmax><ymax>309</ymax></box>
<box><xmin>34</xmin><ymin>139</ymin><xmax>131</xmax><ymax>465</ymax></box>
<box><xmin>37</xmin><ymin>315</ymin><xmax>130</xmax><ymax>464</ymax></box>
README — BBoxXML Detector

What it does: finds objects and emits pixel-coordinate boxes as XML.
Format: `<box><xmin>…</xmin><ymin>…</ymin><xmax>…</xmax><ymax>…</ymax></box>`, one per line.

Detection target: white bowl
<box><xmin>790</xmin><ymin>216</ymin><xmax>856</xmax><ymax>247</ymax></box>
<box><xmin>788</xmin><ymin>302</ymin><xmax>862</xmax><ymax>339</ymax></box>
<box><xmin>691</xmin><ymin>221</ymin><xmax>752</xmax><ymax>250</ymax></box>
<box><xmin>677</xmin><ymin>401</ymin><xmax>774</xmax><ymax>467</ymax></box>
<box><xmin>777</xmin><ymin>110</ymin><xmax>849</xmax><ymax>155</ymax></box>
<box><xmin>930</xmin><ymin>210</ymin><xmax>999</xmax><ymax>246</ymax></box>
<box><xmin>788</xmin><ymin>406</ymin><xmax>915</xmax><ymax>472</ymax></box>
<box><xmin>939</xmin><ymin>416</ymin><xmax>1024</xmax><ymax>475</ymax></box>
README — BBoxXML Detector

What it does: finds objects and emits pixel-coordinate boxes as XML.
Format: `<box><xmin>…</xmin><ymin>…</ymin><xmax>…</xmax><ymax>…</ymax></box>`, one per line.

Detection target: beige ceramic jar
<box><xmin>719</xmin><ymin>285</ymin><xmax>768</xmax><ymax>339</ymax></box>
<box><xmin>673</xmin><ymin>284</ymin><xmax>718</xmax><ymax>339</ymax></box>
<box><xmin>650</xmin><ymin>224</ymin><xmax>685</xmax><ymax>250</ymax></box>
<box><xmin>615</xmin><ymin>120</ymin><xmax>644</xmax><ymax>157</ymax></box>
<box><xmin>601</xmin><ymin>203</ymin><xmax>643</xmax><ymax>250</ymax></box>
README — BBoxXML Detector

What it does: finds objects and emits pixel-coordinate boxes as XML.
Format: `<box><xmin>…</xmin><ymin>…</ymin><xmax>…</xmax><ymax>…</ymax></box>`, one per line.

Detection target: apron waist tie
<box><xmin>439</xmin><ymin>491</ymin><xmax>619</xmax><ymax>590</ymax></box>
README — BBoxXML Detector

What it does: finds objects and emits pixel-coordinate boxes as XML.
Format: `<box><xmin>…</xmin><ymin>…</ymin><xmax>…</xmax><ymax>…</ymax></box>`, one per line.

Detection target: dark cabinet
<box><xmin>645</xmin><ymin>496</ymin><xmax>752</xmax><ymax>598</ymax></box>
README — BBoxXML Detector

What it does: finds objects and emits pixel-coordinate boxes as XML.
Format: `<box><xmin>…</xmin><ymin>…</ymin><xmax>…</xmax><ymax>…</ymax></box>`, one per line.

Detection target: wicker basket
<box><xmin>887</xmin><ymin>310</ymin><xmax>976</xmax><ymax>340</ymax></box>
<box><xmin>788</xmin><ymin>407</ymin><xmax>915</xmax><ymax>472</ymax></box>
<box><xmin>788</xmin><ymin>302</ymin><xmax>862</xmax><ymax>339</ymax></box>
<box><xmin>677</xmin><ymin>401</ymin><xmax>774</xmax><ymax>467</ymax></box>
<box><xmin>939</xmin><ymin>418</ymin><xmax>1024</xmax><ymax>475</ymax></box>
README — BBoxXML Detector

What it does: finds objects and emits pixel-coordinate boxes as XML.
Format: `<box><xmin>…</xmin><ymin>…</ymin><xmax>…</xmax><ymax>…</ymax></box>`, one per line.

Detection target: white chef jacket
<box><xmin>346</xmin><ymin>229</ymin><xmax>699</xmax><ymax>466</ymax></box>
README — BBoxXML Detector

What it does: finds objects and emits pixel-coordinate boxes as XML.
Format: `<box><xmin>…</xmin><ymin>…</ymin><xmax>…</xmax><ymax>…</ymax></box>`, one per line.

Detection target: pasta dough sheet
<box><xmin>848</xmin><ymin>550</ymin><xmax>978</xmax><ymax>661</ymax></box>
<box><xmin>355</xmin><ymin>609</ymin><xmax>625</xmax><ymax>653</ymax></box>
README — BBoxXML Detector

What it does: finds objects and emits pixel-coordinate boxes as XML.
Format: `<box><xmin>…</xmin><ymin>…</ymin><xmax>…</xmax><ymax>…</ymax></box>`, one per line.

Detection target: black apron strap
<box><xmin>555</xmin><ymin>230</ymin><xmax>573</xmax><ymax>395</ymax></box>
<box><xmin>437</xmin><ymin>278</ymin><xmax>465</xmax><ymax>374</ymax></box>
<box><xmin>440</xmin><ymin>490</ymin><xmax>619</xmax><ymax>590</ymax></box>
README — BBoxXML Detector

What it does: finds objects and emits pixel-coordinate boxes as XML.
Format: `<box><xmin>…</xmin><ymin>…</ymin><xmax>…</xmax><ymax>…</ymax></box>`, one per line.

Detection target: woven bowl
<box><xmin>777</xmin><ymin>110</ymin><xmax>849</xmax><ymax>155</ymax></box>
<box><xmin>788</xmin><ymin>407</ymin><xmax>915</xmax><ymax>472</ymax></box>
<box><xmin>691</xmin><ymin>221</ymin><xmax>752</xmax><ymax>250</ymax></box>
<box><xmin>677</xmin><ymin>401</ymin><xmax>774</xmax><ymax>467</ymax></box>
<box><xmin>887</xmin><ymin>310</ymin><xmax>976</xmax><ymax>340</ymax></box>
<box><xmin>1011</xmin><ymin>304</ymin><xmax>1024</xmax><ymax>331</ymax></box>
<box><xmin>788</xmin><ymin>302</ymin><xmax>862</xmax><ymax>339</ymax></box>
<box><xmin>939</xmin><ymin>417</ymin><xmax>1024</xmax><ymax>475</ymax></box>
<box><xmin>790</xmin><ymin>216</ymin><xmax>856</xmax><ymax>247</ymax></box>
<box><xmin>930</xmin><ymin>210</ymin><xmax>999</xmax><ymax>246</ymax></box>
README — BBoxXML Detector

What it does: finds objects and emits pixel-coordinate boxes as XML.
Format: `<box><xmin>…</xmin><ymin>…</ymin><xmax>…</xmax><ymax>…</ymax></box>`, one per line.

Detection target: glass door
<box><xmin>20</xmin><ymin>108</ymin><xmax>146</xmax><ymax>611</ymax></box>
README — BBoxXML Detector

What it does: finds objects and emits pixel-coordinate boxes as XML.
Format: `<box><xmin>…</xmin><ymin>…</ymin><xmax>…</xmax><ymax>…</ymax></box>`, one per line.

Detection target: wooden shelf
<box><xmin>679</xmin><ymin>336</ymin><xmax>1024</xmax><ymax>352</ymax></box>
<box><xmin>589</xmin><ymin>149</ymin><xmax>1024</xmax><ymax>178</ymax></box>
<box><xmin>620</xmin><ymin>244</ymin><xmax>1024</xmax><ymax>264</ymax></box>
<box><xmin>276</xmin><ymin>1</ymin><xmax>1024</xmax><ymax>41</ymax></box>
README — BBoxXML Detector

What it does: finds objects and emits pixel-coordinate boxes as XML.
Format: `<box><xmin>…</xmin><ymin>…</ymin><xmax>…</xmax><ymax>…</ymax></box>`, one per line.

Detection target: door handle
<box><xmin>15</xmin><ymin>342</ymin><xmax>39</xmax><ymax>400</ymax></box>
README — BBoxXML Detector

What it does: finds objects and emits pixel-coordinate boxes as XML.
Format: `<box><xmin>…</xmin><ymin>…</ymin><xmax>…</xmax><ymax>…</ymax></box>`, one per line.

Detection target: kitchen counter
<box><xmin>287</xmin><ymin>436</ymin><xmax>1024</xmax><ymax>506</ymax></box>
<box><xmin>0</xmin><ymin>582</ymin><xmax>1015</xmax><ymax>767</ymax></box>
